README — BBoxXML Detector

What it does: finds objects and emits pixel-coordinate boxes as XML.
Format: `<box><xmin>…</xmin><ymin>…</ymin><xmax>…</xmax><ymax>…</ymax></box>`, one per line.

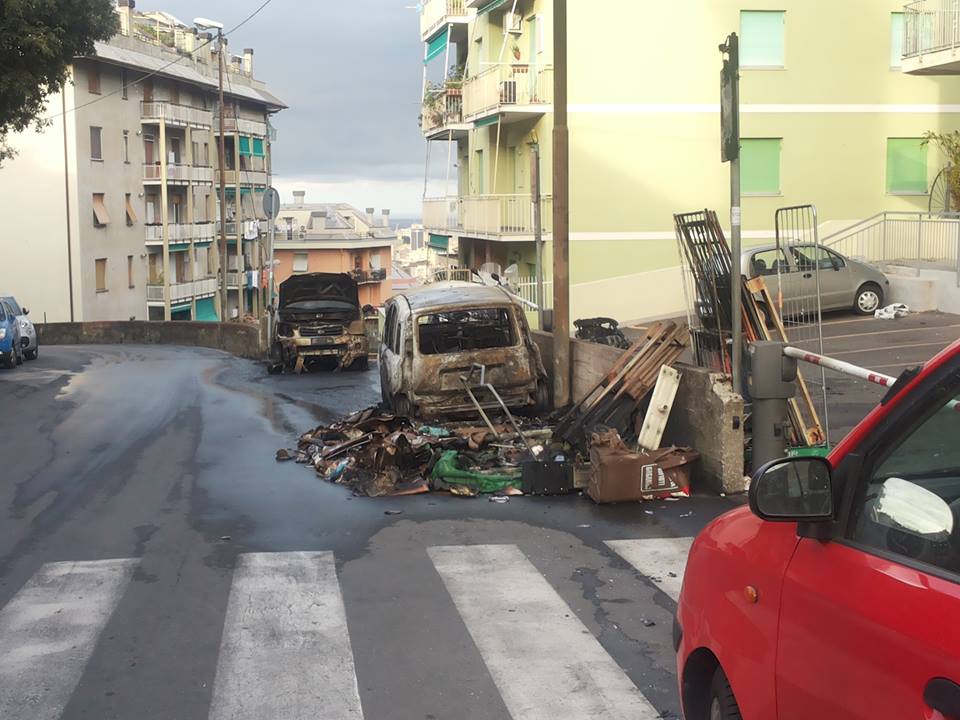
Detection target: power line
<box><xmin>44</xmin><ymin>0</ymin><xmax>276</xmax><ymax>121</ymax></box>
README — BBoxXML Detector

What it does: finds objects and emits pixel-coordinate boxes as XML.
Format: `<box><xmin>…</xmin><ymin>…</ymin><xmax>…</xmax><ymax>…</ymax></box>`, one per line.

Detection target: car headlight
<box><xmin>0</xmin><ymin>328</ymin><xmax>6</xmax><ymax>340</ymax></box>
<box><xmin>19</xmin><ymin>320</ymin><xmax>28</xmax><ymax>330</ymax></box>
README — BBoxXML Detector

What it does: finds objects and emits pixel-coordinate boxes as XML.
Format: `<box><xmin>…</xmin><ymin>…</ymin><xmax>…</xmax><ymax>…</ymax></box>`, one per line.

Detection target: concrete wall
<box><xmin>37</xmin><ymin>321</ymin><xmax>264</xmax><ymax>360</ymax></box>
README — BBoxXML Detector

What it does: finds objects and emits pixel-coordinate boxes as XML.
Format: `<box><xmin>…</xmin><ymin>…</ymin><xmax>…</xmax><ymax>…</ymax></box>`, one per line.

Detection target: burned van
<box><xmin>271</xmin><ymin>273</ymin><xmax>369</xmax><ymax>372</ymax></box>
<box><xmin>380</xmin><ymin>282</ymin><xmax>547</xmax><ymax>418</ymax></box>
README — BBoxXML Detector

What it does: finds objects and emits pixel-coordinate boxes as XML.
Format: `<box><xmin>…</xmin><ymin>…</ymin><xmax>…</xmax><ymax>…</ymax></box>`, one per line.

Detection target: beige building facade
<box><xmin>0</xmin><ymin>1</ymin><xmax>284</xmax><ymax>323</ymax></box>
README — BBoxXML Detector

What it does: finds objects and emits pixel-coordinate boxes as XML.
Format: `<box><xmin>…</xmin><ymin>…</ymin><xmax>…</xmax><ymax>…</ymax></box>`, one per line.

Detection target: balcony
<box><xmin>142</xmin><ymin>163</ymin><xmax>213</xmax><ymax>185</ymax></box>
<box><xmin>144</xmin><ymin>222</ymin><xmax>217</xmax><ymax>246</ymax></box>
<box><xmin>146</xmin><ymin>277</ymin><xmax>219</xmax><ymax>305</ymax></box>
<box><xmin>218</xmin><ymin>159</ymin><xmax>268</xmax><ymax>186</ymax></box>
<box><xmin>463</xmin><ymin>63</ymin><xmax>553</xmax><ymax>121</ymax></box>
<box><xmin>216</xmin><ymin>115</ymin><xmax>268</xmax><ymax>136</ymax></box>
<box><xmin>422</xmin><ymin>86</ymin><xmax>470</xmax><ymax>139</ymax></box>
<box><xmin>420</xmin><ymin>0</ymin><xmax>471</xmax><ymax>41</ymax></box>
<box><xmin>141</xmin><ymin>101</ymin><xmax>213</xmax><ymax>128</ymax></box>
<box><xmin>903</xmin><ymin>0</ymin><xmax>960</xmax><ymax>74</ymax></box>
<box><xmin>423</xmin><ymin>194</ymin><xmax>552</xmax><ymax>237</ymax></box>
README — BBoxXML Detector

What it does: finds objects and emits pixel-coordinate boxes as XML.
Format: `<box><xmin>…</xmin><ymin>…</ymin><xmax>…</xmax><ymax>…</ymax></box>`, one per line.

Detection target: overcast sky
<box><xmin>157</xmin><ymin>0</ymin><xmax>426</xmax><ymax>217</ymax></box>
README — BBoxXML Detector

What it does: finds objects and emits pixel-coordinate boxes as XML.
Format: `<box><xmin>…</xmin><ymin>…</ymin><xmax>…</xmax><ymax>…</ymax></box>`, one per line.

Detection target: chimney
<box><xmin>117</xmin><ymin>0</ymin><xmax>135</xmax><ymax>36</ymax></box>
<box><xmin>195</xmin><ymin>31</ymin><xmax>212</xmax><ymax>65</ymax></box>
<box><xmin>365</xmin><ymin>208</ymin><xmax>376</xmax><ymax>225</ymax></box>
<box><xmin>243</xmin><ymin>48</ymin><xmax>254</xmax><ymax>76</ymax></box>
<box><xmin>293</xmin><ymin>191</ymin><xmax>306</xmax><ymax>205</ymax></box>
<box><xmin>381</xmin><ymin>209</ymin><xmax>391</xmax><ymax>227</ymax></box>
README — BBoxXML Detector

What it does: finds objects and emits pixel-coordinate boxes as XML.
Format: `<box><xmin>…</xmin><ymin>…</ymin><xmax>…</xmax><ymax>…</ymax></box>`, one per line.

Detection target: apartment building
<box><xmin>419</xmin><ymin>0</ymin><xmax>960</xmax><ymax>323</ymax></box>
<box><xmin>273</xmin><ymin>193</ymin><xmax>394</xmax><ymax>307</ymax></box>
<box><xmin>0</xmin><ymin>1</ymin><xmax>284</xmax><ymax>323</ymax></box>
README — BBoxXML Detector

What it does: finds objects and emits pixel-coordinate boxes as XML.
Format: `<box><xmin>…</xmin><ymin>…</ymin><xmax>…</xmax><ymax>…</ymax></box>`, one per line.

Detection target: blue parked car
<box><xmin>0</xmin><ymin>298</ymin><xmax>23</xmax><ymax>368</ymax></box>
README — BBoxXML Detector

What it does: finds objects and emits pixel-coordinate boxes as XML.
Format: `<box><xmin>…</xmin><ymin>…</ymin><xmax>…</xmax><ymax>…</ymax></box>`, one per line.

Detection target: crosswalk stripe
<box><xmin>604</xmin><ymin>537</ymin><xmax>693</xmax><ymax>602</ymax></box>
<box><xmin>429</xmin><ymin>544</ymin><xmax>662</xmax><ymax>720</ymax></box>
<box><xmin>208</xmin><ymin>551</ymin><xmax>364</xmax><ymax>720</ymax></box>
<box><xmin>0</xmin><ymin>558</ymin><xmax>137</xmax><ymax>720</ymax></box>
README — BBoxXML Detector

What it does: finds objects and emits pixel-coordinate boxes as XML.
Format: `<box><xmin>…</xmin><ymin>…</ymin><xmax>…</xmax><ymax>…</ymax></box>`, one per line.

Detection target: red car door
<box><xmin>775</xmin><ymin>364</ymin><xmax>960</xmax><ymax>719</ymax></box>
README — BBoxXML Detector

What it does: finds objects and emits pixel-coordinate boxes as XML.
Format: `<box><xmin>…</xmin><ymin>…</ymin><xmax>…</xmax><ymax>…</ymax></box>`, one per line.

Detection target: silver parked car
<box><xmin>741</xmin><ymin>244</ymin><xmax>890</xmax><ymax>316</ymax></box>
<box><xmin>1</xmin><ymin>296</ymin><xmax>37</xmax><ymax>359</ymax></box>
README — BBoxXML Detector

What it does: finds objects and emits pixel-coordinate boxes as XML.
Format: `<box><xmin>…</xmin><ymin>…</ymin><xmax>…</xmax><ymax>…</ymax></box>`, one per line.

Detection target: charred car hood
<box><xmin>279</xmin><ymin>273</ymin><xmax>360</xmax><ymax>309</ymax></box>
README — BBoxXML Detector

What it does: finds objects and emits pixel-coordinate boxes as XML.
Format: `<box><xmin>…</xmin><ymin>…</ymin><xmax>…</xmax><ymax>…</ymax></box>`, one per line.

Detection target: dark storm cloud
<box><xmin>156</xmin><ymin>0</ymin><xmax>425</xmax><ymax>182</ymax></box>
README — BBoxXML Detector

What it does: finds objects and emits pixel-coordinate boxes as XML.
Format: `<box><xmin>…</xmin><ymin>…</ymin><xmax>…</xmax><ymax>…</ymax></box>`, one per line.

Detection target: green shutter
<box><xmin>239</xmin><ymin>136</ymin><xmax>251</xmax><ymax>155</ymax></box>
<box><xmin>741</xmin><ymin>138</ymin><xmax>782</xmax><ymax>195</ymax></box>
<box><xmin>474</xmin><ymin>114</ymin><xmax>501</xmax><ymax>128</ymax></box>
<box><xmin>890</xmin><ymin>13</ymin><xmax>904</xmax><ymax>68</ymax></box>
<box><xmin>253</xmin><ymin>137</ymin><xmax>265</xmax><ymax>156</ymax></box>
<box><xmin>425</xmin><ymin>27</ymin><xmax>449</xmax><ymax>64</ymax></box>
<box><xmin>428</xmin><ymin>233</ymin><xmax>450</xmax><ymax>251</ymax></box>
<box><xmin>195</xmin><ymin>297</ymin><xmax>218</xmax><ymax>321</ymax></box>
<box><xmin>740</xmin><ymin>11</ymin><xmax>785</xmax><ymax>67</ymax></box>
<box><xmin>887</xmin><ymin>138</ymin><xmax>928</xmax><ymax>194</ymax></box>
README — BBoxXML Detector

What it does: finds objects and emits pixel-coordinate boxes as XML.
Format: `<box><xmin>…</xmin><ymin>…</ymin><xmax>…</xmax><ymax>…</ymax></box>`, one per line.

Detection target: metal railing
<box><xmin>515</xmin><ymin>276</ymin><xmax>553</xmax><ymax>310</ymax></box>
<box><xmin>143</xmin><ymin>163</ymin><xmax>192</xmax><ymax>182</ymax></box>
<box><xmin>217</xmin><ymin>115</ymin><xmax>268</xmax><ymax>136</ymax></box>
<box><xmin>421</xmin><ymin>0</ymin><xmax>468</xmax><ymax>39</ymax></box>
<box><xmin>218</xmin><ymin>168</ymin><xmax>268</xmax><ymax>186</ymax></box>
<box><xmin>822</xmin><ymin>210</ymin><xmax>960</xmax><ymax>283</ymax></box>
<box><xmin>423</xmin><ymin>196</ymin><xmax>461</xmax><ymax>230</ymax></box>
<box><xmin>144</xmin><ymin>222</ymin><xmax>217</xmax><ymax>243</ymax></box>
<box><xmin>904</xmin><ymin>0</ymin><xmax>960</xmax><ymax>59</ymax></box>
<box><xmin>145</xmin><ymin>277</ymin><xmax>218</xmax><ymax>303</ymax></box>
<box><xmin>140</xmin><ymin>101</ymin><xmax>213</xmax><ymax>127</ymax></box>
<box><xmin>461</xmin><ymin>194</ymin><xmax>553</xmax><ymax>235</ymax></box>
<box><xmin>422</xmin><ymin>87</ymin><xmax>464</xmax><ymax>134</ymax></box>
<box><xmin>463</xmin><ymin>63</ymin><xmax>554</xmax><ymax>118</ymax></box>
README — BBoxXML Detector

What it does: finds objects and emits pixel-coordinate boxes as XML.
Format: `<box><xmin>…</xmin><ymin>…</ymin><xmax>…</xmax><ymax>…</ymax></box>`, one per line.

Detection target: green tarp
<box><xmin>431</xmin><ymin>450</ymin><xmax>521</xmax><ymax>493</ymax></box>
<box><xmin>474</xmin><ymin>114</ymin><xmax>501</xmax><ymax>129</ymax></box>
<box><xmin>195</xmin><ymin>297</ymin><xmax>218</xmax><ymax>321</ymax></box>
<box><xmin>428</xmin><ymin>233</ymin><xmax>450</xmax><ymax>251</ymax></box>
<box><xmin>424</xmin><ymin>27</ymin><xmax>449</xmax><ymax>64</ymax></box>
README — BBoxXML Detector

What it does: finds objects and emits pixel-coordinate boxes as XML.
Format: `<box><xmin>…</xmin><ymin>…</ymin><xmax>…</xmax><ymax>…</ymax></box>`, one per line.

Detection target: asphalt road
<box><xmin>0</xmin><ymin>344</ymin><xmax>739</xmax><ymax>720</ymax></box>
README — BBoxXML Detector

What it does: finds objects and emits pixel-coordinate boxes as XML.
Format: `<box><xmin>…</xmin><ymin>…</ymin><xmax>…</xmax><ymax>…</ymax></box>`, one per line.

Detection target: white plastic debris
<box><xmin>875</xmin><ymin>303</ymin><xmax>909</xmax><ymax>320</ymax></box>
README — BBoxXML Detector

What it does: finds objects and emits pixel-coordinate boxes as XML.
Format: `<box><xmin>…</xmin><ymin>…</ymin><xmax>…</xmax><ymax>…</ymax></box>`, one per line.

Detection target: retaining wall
<box><xmin>36</xmin><ymin>321</ymin><xmax>264</xmax><ymax>360</ymax></box>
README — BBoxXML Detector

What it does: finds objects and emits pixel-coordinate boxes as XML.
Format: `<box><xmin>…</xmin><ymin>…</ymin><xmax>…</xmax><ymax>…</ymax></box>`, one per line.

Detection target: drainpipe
<box><xmin>61</xmin><ymin>92</ymin><xmax>75</xmax><ymax>322</ymax></box>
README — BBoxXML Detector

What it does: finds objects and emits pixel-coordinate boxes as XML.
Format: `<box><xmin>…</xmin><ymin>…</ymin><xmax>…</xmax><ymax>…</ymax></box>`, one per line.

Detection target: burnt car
<box><xmin>380</xmin><ymin>282</ymin><xmax>548</xmax><ymax>418</ymax></box>
<box><xmin>271</xmin><ymin>272</ymin><xmax>369</xmax><ymax>372</ymax></box>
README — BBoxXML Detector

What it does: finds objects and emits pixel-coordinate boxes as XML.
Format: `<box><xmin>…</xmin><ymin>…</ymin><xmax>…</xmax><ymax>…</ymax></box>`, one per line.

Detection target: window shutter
<box><xmin>740</xmin><ymin>11</ymin><xmax>786</xmax><ymax>67</ymax></box>
<box><xmin>93</xmin><ymin>194</ymin><xmax>111</xmax><ymax>226</ymax></box>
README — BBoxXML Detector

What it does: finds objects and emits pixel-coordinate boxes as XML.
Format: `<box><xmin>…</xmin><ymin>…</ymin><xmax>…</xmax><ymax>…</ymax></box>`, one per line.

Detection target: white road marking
<box><xmin>208</xmin><ymin>551</ymin><xmax>363</xmax><ymax>720</ymax></box>
<box><xmin>429</xmin><ymin>544</ymin><xmax>661</xmax><ymax>720</ymax></box>
<box><xmin>0</xmin><ymin>558</ymin><xmax>137</xmax><ymax>719</ymax></box>
<box><xmin>605</xmin><ymin>537</ymin><xmax>694</xmax><ymax>602</ymax></box>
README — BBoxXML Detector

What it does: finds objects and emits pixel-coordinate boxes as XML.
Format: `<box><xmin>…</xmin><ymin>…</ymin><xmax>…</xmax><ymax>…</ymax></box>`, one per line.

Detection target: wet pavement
<box><xmin>0</xmin><ymin>345</ymin><xmax>743</xmax><ymax>718</ymax></box>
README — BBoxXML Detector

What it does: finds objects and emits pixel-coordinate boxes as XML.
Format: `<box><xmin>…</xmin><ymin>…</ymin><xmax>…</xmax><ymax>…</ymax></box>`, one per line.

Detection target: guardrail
<box><xmin>420</xmin><ymin>0</ymin><xmax>468</xmax><ymax>39</ymax></box>
<box><xmin>144</xmin><ymin>222</ymin><xmax>218</xmax><ymax>243</ymax></box>
<box><xmin>217</xmin><ymin>115</ymin><xmax>268</xmax><ymax>136</ymax></box>
<box><xmin>904</xmin><ymin>0</ymin><xmax>960</xmax><ymax>59</ymax></box>
<box><xmin>422</xmin><ymin>87</ymin><xmax>464</xmax><ymax>134</ymax></box>
<box><xmin>146</xmin><ymin>277</ymin><xmax>218</xmax><ymax>302</ymax></box>
<box><xmin>461</xmin><ymin>194</ymin><xmax>553</xmax><ymax>235</ymax></box>
<box><xmin>463</xmin><ymin>63</ymin><xmax>554</xmax><ymax>118</ymax></box>
<box><xmin>822</xmin><ymin>211</ymin><xmax>960</xmax><ymax>283</ymax></box>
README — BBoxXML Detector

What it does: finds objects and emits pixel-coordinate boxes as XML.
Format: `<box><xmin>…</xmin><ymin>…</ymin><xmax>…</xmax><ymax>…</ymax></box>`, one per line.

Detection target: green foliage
<box><xmin>923</xmin><ymin>130</ymin><xmax>960</xmax><ymax>206</ymax></box>
<box><xmin>0</xmin><ymin>0</ymin><xmax>117</xmax><ymax>164</ymax></box>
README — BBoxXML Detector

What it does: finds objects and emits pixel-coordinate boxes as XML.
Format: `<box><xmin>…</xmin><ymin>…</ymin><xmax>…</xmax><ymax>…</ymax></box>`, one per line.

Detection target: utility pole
<box><xmin>720</xmin><ymin>33</ymin><xmax>742</xmax><ymax>395</ymax></box>
<box><xmin>552</xmin><ymin>0</ymin><xmax>571</xmax><ymax>409</ymax></box>
<box><xmin>530</xmin><ymin>141</ymin><xmax>544</xmax><ymax>331</ymax></box>
<box><xmin>217</xmin><ymin>28</ymin><xmax>228</xmax><ymax>322</ymax></box>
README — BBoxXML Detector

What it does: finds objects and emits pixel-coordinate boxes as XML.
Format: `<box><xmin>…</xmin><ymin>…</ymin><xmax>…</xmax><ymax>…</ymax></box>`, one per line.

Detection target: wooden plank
<box><xmin>637</xmin><ymin>365</ymin><xmax>682</xmax><ymax>451</ymax></box>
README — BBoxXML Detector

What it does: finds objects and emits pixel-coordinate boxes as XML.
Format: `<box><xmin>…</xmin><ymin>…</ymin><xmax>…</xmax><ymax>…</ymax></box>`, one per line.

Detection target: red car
<box><xmin>675</xmin><ymin>339</ymin><xmax>960</xmax><ymax>720</ymax></box>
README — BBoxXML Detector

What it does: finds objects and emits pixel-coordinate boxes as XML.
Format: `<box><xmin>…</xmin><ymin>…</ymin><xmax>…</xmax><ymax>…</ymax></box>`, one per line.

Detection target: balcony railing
<box><xmin>218</xmin><ymin>168</ymin><xmax>268</xmax><ymax>186</ymax></box>
<box><xmin>904</xmin><ymin>0</ymin><xmax>960</xmax><ymax>59</ymax></box>
<box><xmin>463</xmin><ymin>63</ymin><xmax>554</xmax><ymax>119</ymax></box>
<box><xmin>424</xmin><ymin>194</ymin><xmax>553</xmax><ymax>235</ymax></box>
<box><xmin>144</xmin><ymin>222</ymin><xmax>217</xmax><ymax>244</ymax></box>
<box><xmin>420</xmin><ymin>0</ymin><xmax>469</xmax><ymax>40</ymax></box>
<box><xmin>141</xmin><ymin>101</ymin><xmax>213</xmax><ymax>128</ymax></box>
<box><xmin>216</xmin><ymin>115</ymin><xmax>268</xmax><ymax>136</ymax></box>
<box><xmin>146</xmin><ymin>277</ymin><xmax>218</xmax><ymax>303</ymax></box>
<box><xmin>422</xmin><ymin>87</ymin><xmax>464</xmax><ymax>134</ymax></box>
<box><xmin>350</xmin><ymin>268</ymin><xmax>388</xmax><ymax>284</ymax></box>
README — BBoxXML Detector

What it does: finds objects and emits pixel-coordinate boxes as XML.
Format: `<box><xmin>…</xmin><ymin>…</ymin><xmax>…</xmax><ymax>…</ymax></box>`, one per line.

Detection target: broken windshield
<box><xmin>417</xmin><ymin>307</ymin><xmax>517</xmax><ymax>355</ymax></box>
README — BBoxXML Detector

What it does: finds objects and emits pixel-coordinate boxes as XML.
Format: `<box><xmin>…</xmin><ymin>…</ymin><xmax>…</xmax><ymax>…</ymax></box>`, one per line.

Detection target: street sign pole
<box><xmin>263</xmin><ymin>186</ymin><xmax>281</xmax><ymax>343</ymax></box>
<box><xmin>720</xmin><ymin>33</ymin><xmax>742</xmax><ymax>396</ymax></box>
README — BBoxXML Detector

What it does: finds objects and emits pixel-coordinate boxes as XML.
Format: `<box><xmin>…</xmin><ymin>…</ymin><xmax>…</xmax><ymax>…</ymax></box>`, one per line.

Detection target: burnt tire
<box><xmin>393</xmin><ymin>394</ymin><xmax>414</xmax><ymax>418</ymax></box>
<box><xmin>2</xmin><ymin>348</ymin><xmax>15</xmax><ymax>369</ymax></box>
<box><xmin>533</xmin><ymin>380</ymin><xmax>550</xmax><ymax>415</ymax></box>
<box><xmin>707</xmin><ymin>667</ymin><xmax>743</xmax><ymax>720</ymax></box>
<box><xmin>24</xmin><ymin>347</ymin><xmax>37</xmax><ymax>361</ymax></box>
<box><xmin>854</xmin><ymin>282</ymin><xmax>883</xmax><ymax>316</ymax></box>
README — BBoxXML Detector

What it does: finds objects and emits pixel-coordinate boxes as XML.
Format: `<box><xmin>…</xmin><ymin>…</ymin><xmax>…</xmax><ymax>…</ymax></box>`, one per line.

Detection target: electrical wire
<box><xmin>44</xmin><ymin>0</ymin><xmax>276</xmax><ymax>121</ymax></box>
